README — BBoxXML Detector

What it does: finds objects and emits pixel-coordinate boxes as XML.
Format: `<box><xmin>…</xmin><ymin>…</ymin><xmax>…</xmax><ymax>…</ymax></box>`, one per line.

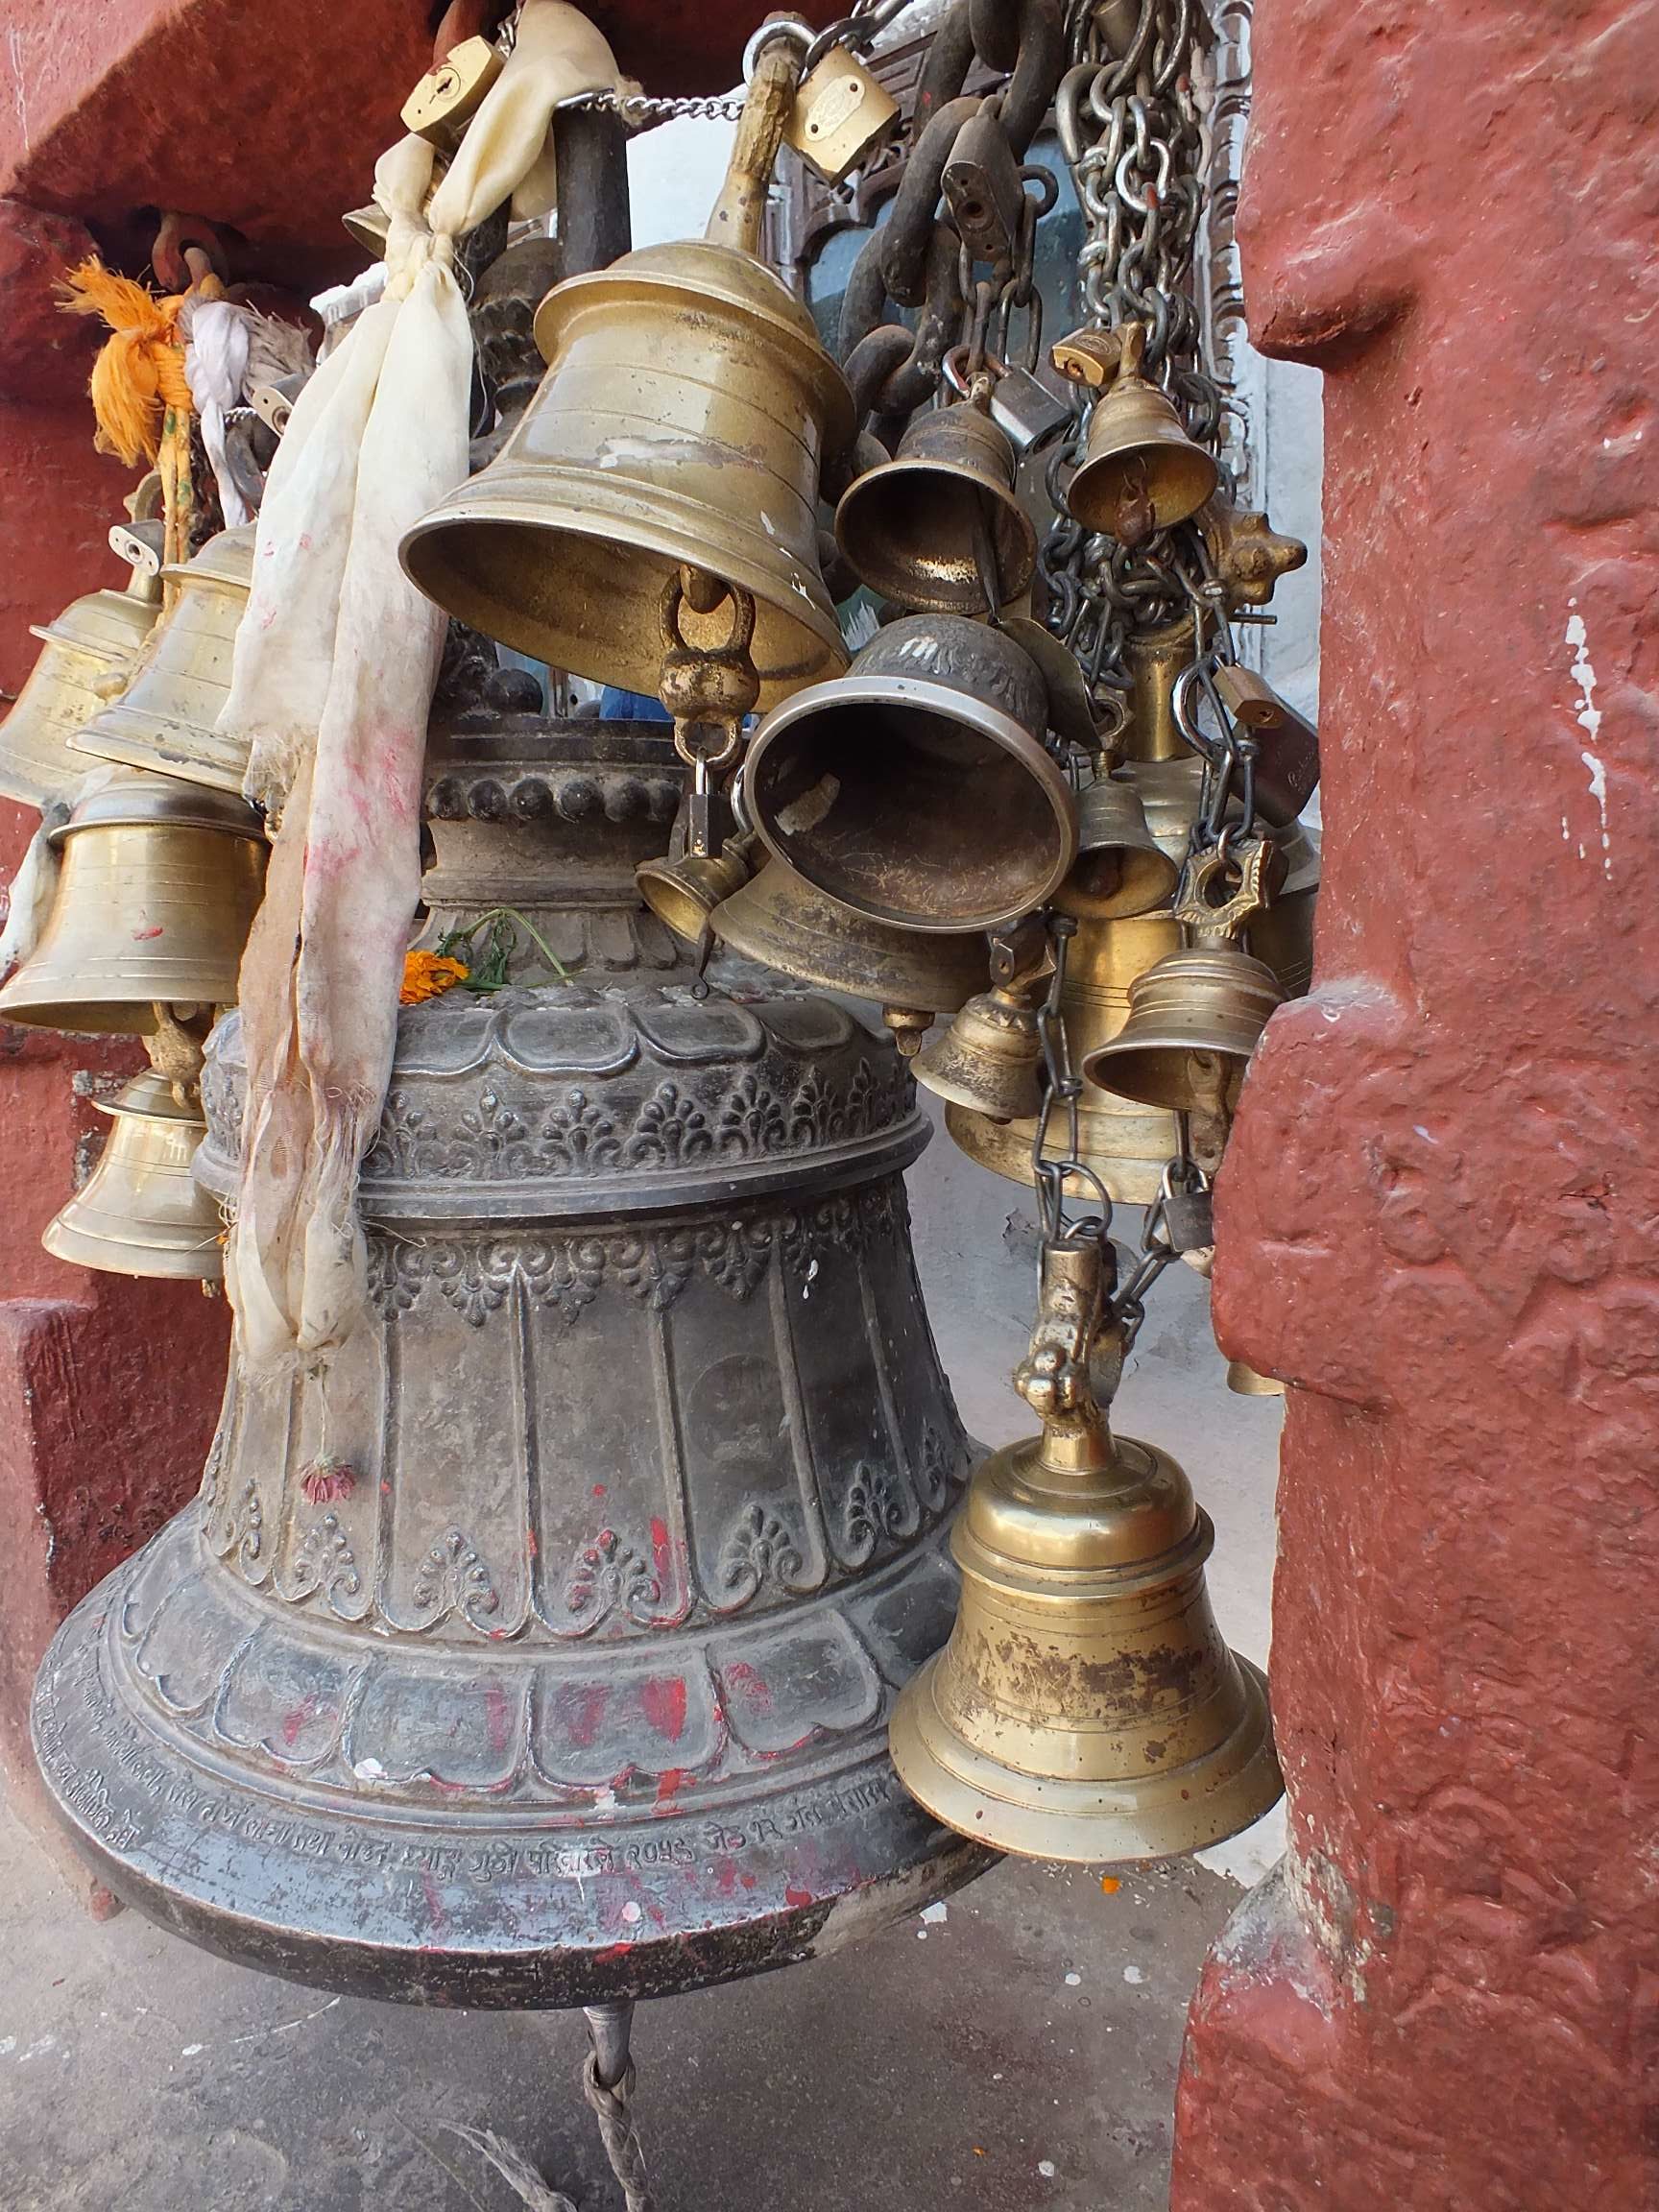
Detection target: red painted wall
<box><xmin>1173</xmin><ymin>1</ymin><xmax>1659</xmax><ymax>2204</ymax></box>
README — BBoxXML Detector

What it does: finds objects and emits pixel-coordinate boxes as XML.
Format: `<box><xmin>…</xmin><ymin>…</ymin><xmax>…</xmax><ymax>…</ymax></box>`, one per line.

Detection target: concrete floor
<box><xmin>0</xmin><ymin>1108</ymin><xmax>1283</xmax><ymax>2212</ymax></box>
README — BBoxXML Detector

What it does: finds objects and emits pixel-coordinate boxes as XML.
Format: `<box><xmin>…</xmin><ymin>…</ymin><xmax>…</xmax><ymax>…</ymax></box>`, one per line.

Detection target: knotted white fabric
<box><xmin>218</xmin><ymin>4</ymin><xmax>622</xmax><ymax>1437</ymax></box>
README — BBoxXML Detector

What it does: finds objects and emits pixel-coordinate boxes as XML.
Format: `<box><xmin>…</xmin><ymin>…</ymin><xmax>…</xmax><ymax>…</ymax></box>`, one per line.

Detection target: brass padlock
<box><xmin>785</xmin><ymin>47</ymin><xmax>898</xmax><ymax>184</ymax></box>
<box><xmin>402</xmin><ymin>35</ymin><xmax>504</xmax><ymax>150</ymax></box>
<box><xmin>1213</xmin><ymin>663</ymin><xmax>1320</xmax><ymax>827</ymax></box>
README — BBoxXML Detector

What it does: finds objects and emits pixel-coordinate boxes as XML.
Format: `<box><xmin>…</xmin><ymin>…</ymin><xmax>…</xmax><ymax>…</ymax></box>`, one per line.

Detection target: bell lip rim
<box><xmin>913</xmin><ymin>1065</ymin><xmax>1043</xmax><ymax>1122</ymax></box>
<box><xmin>0</xmin><ymin>991</ymin><xmax>164</xmax><ymax>1035</ymax></box>
<box><xmin>41</xmin><ymin>1211</ymin><xmax>224</xmax><ymax>1279</ymax></box>
<box><xmin>889</xmin><ymin>1651</ymin><xmax>1284</xmax><ymax>1866</ymax></box>
<box><xmin>54</xmin><ymin>777</ymin><xmax>265</xmax><ymax>841</ymax></box>
<box><xmin>67</xmin><ymin>717</ymin><xmax>250</xmax><ymax>798</ymax></box>
<box><xmin>528</xmin><ymin>246</ymin><xmax>857</xmax><ymax>452</ymax></box>
<box><xmin>398</xmin><ymin>496</ymin><xmax>850</xmax><ymax>711</ymax></box>
<box><xmin>941</xmin><ymin>1096</ymin><xmax>1185</xmax><ymax>1205</ymax></box>
<box><xmin>98</xmin><ymin>1069</ymin><xmax>207</xmax><ymax>1123</ymax></box>
<box><xmin>744</xmin><ymin>673</ymin><xmax>1080</xmax><ymax>936</ymax></box>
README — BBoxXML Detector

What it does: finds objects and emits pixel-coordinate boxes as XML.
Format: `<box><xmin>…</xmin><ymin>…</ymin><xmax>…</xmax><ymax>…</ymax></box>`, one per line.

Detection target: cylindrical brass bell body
<box><xmin>42</xmin><ymin>1070</ymin><xmax>222</xmax><ymax>1280</ymax></box>
<box><xmin>891</xmin><ymin>1428</ymin><xmax>1281</xmax><ymax>1863</ymax></box>
<box><xmin>1081</xmin><ymin>939</ymin><xmax>1286</xmax><ymax>1115</ymax></box>
<box><xmin>1067</xmin><ymin>374</ymin><xmax>1220</xmax><ymax>541</ymax></box>
<box><xmin>833</xmin><ymin>402</ymin><xmax>1038</xmax><ymax>614</ymax></box>
<box><xmin>69</xmin><ymin>527</ymin><xmax>255</xmax><ymax>794</ymax></box>
<box><xmin>400</xmin><ymin>242</ymin><xmax>854</xmax><ymax>707</ymax></box>
<box><xmin>712</xmin><ymin>857</ymin><xmax>987</xmax><ymax>1014</ymax></box>
<box><xmin>745</xmin><ymin>613</ymin><xmax>1078</xmax><ymax>934</ymax></box>
<box><xmin>0</xmin><ymin>771</ymin><xmax>266</xmax><ymax>1034</ymax></box>
<box><xmin>0</xmin><ymin>588</ymin><xmax>159</xmax><ymax>810</ymax></box>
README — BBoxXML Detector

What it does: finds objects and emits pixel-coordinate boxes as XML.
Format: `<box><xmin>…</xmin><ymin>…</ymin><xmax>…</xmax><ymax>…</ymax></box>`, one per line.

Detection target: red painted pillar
<box><xmin>1172</xmin><ymin>3</ymin><xmax>1659</xmax><ymax>2203</ymax></box>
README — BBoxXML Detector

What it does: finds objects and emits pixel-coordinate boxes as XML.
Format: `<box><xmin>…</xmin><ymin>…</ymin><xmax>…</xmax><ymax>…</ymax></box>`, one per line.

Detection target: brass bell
<box><xmin>711</xmin><ymin>857</ymin><xmax>985</xmax><ymax>1047</ymax></box>
<box><xmin>1227</xmin><ymin>1358</ymin><xmax>1286</xmax><ymax>1398</ymax></box>
<box><xmin>1082</xmin><ymin>839</ymin><xmax>1286</xmax><ymax>1120</ymax></box>
<box><xmin>0</xmin><ymin>769</ymin><xmax>266</xmax><ymax>1034</ymax></box>
<box><xmin>637</xmin><ymin>832</ymin><xmax>759</xmax><ymax>952</ymax></box>
<box><xmin>915</xmin><ymin>986</ymin><xmax>1044</xmax><ymax>1122</ymax></box>
<box><xmin>43</xmin><ymin>1068</ymin><xmax>223</xmax><ymax>1281</ymax></box>
<box><xmin>891</xmin><ymin>1232</ymin><xmax>1281</xmax><ymax>1863</ymax></box>
<box><xmin>401</xmin><ymin>41</ymin><xmax>854</xmax><ymax>708</ymax></box>
<box><xmin>0</xmin><ymin>567</ymin><xmax>159</xmax><ymax>811</ymax></box>
<box><xmin>1064</xmin><ymin>324</ymin><xmax>1219</xmax><ymax>544</ymax></box>
<box><xmin>69</xmin><ymin>526</ymin><xmax>255</xmax><ymax>794</ymax></box>
<box><xmin>744</xmin><ymin>613</ymin><xmax>1078</xmax><ymax>934</ymax></box>
<box><xmin>833</xmin><ymin>391</ymin><xmax>1038</xmax><ymax>615</ymax></box>
<box><xmin>1056</xmin><ymin>772</ymin><xmax>1180</xmax><ymax>922</ymax></box>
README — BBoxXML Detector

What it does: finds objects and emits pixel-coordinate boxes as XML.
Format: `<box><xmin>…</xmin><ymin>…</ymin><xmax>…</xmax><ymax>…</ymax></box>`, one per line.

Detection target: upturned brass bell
<box><xmin>744</xmin><ymin>613</ymin><xmax>1078</xmax><ymax>933</ymax></box>
<box><xmin>0</xmin><ymin>571</ymin><xmax>159</xmax><ymax>811</ymax></box>
<box><xmin>69</xmin><ymin>526</ymin><xmax>255</xmax><ymax>794</ymax></box>
<box><xmin>833</xmin><ymin>391</ymin><xmax>1038</xmax><ymax>615</ymax></box>
<box><xmin>891</xmin><ymin>1231</ymin><xmax>1281</xmax><ymax>1863</ymax></box>
<box><xmin>1083</xmin><ymin>841</ymin><xmax>1286</xmax><ymax>1119</ymax></box>
<box><xmin>401</xmin><ymin>40</ymin><xmax>854</xmax><ymax>708</ymax></box>
<box><xmin>0</xmin><ymin>770</ymin><xmax>266</xmax><ymax>1034</ymax></box>
<box><xmin>1056</xmin><ymin>772</ymin><xmax>1180</xmax><ymax>922</ymax></box>
<box><xmin>710</xmin><ymin>857</ymin><xmax>986</xmax><ymax>1049</ymax></box>
<box><xmin>43</xmin><ymin>1069</ymin><xmax>223</xmax><ymax>1281</ymax></box>
<box><xmin>1064</xmin><ymin>324</ymin><xmax>1219</xmax><ymax>544</ymax></box>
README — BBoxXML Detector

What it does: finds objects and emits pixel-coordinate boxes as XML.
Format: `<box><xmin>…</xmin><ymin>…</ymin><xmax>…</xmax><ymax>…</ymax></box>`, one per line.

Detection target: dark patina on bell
<box><xmin>34</xmin><ymin>719</ymin><xmax>989</xmax><ymax>2008</ymax></box>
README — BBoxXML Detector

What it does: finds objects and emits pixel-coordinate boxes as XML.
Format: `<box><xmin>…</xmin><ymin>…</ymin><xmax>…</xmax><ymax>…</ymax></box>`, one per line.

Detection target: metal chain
<box><xmin>1041</xmin><ymin>0</ymin><xmax>1225</xmax><ymax>716</ymax></box>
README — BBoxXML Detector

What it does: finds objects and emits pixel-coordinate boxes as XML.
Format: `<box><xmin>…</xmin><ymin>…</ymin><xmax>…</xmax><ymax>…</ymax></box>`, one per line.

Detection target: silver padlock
<box><xmin>988</xmin><ymin>365</ymin><xmax>1076</xmax><ymax>455</ymax></box>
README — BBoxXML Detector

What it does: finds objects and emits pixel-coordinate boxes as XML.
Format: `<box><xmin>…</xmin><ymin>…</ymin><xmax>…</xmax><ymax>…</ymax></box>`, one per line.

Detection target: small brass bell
<box><xmin>401</xmin><ymin>38</ymin><xmax>854</xmax><ymax>707</ymax></box>
<box><xmin>744</xmin><ymin>613</ymin><xmax>1078</xmax><ymax>934</ymax></box>
<box><xmin>1083</xmin><ymin>840</ymin><xmax>1286</xmax><ymax>1119</ymax></box>
<box><xmin>1056</xmin><ymin>773</ymin><xmax>1180</xmax><ymax>922</ymax></box>
<box><xmin>1227</xmin><ymin>1359</ymin><xmax>1286</xmax><ymax>1398</ymax></box>
<box><xmin>915</xmin><ymin>922</ymin><xmax>1051</xmax><ymax>1122</ymax></box>
<box><xmin>0</xmin><ymin>563</ymin><xmax>160</xmax><ymax>811</ymax></box>
<box><xmin>710</xmin><ymin>857</ymin><xmax>985</xmax><ymax>1047</ymax></box>
<box><xmin>43</xmin><ymin>1068</ymin><xmax>222</xmax><ymax>1281</ymax></box>
<box><xmin>833</xmin><ymin>388</ymin><xmax>1038</xmax><ymax>615</ymax></box>
<box><xmin>69</xmin><ymin>526</ymin><xmax>255</xmax><ymax>794</ymax></box>
<box><xmin>637</xmin><ymin>832</ymin><xmax>759</xmax><ymax>952</ymax></box>
<box><xmin>0</xmin><ymin>770</ymin><xmax>266</xmax><ymax>1034</ymax></box>
<box><xmin>890</xmin><ymin>1231</ymin><xmax>1281</xmax><ymax>1863</ymax></box>
<box><xmin>1062</xmin><ymin>323</ymin><xmax>1219</xmax><ymax>545</ymax></box>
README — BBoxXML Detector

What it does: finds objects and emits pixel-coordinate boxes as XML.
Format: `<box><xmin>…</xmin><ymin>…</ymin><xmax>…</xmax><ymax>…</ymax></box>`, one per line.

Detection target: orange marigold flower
<box><xmin>400</xmin><ymin>950</ymin><xmax>469</xmax><ymax>1005</ymax></box>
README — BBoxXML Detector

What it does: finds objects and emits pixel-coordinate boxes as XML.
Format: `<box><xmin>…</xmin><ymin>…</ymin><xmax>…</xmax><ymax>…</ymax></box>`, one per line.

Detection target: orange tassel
<box><xmin>58</xmin><ymin>257</ymin><xmax>193</xmax><ymax>467</ymax></box>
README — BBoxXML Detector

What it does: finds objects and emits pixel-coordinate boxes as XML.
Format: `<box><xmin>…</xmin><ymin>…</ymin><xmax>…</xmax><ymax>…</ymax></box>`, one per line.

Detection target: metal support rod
<box><xmin>581</xmin><ymin>2000</ymin><xmax>656</xmax><ymax>2212</ymax></box>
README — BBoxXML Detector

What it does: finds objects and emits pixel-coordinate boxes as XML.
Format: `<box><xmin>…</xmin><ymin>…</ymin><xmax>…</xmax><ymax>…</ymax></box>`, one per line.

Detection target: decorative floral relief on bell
<box><xmin>33</xmin><ymin>720</ymin><xmax>990</xmax><ymax>2009</ymax></box>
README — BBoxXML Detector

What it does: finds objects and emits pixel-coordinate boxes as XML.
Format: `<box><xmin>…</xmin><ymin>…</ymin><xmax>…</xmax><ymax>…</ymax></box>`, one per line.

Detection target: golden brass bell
<box><xmin>0</xmin><ymin>570</ymin><xmax>159</xmax><ymax>811</ymax></box>
<box><xmin>401</xmin><ymin>39</ymin><xmax>854</xmax><ymax>708</ymax></box>
<box><xmin>1056</xmin><ymin>772</ymin><xmax>1180</xmax><ymax>922</ymax></box>
<box><xmin>891</xmin><ymin>1231</ymin><xmax>1281</xmax><ymax>1863</ymax></box>
<box><xmin>69</xmin><ymin>526</ymin><xmax>255</xmax><ymax>794</ymax></box>
<box><xmin>833</xmin><ymin>391</ymin><xmax>1038</xmax><ymax>614</ymax></box>
<box><xmin>710</xmin><ymin>857</ymin><xmax>985</xmax><ymax>1046</ymax></box>
<box><xmin>1227</xmin><ymin>1358</ymin><xmax>1286</xmax><ymax>1398</ymax></box>
<box><xmin>1083</xmin><ymin>841</ymin><xmax>1286</xmax><ymax>1118</ymax></box>
<box><xmin>914</xmin><ymin>974</ymin><xmax>1046</xmax><ymax>1122</ymax></box>
<box><xmin>1064</xmin><ymin>324</ymin><xmax>1218</xmax><ymax>544</ymax></box>
<box><xmin>744</xmin><ymin>613</ymin><xmax>1078</xmax><ymax>933</ymax></box>
<box><xmin>43</xmin><ymin>1068</ymin><xmax>222</xmax><ymax>1281</ymax></box>
<box><xmin>637</xmin><ymin>832</ymin><xmax>759</xmax><ymax>952</ymax></box>
<box><xmin>0</xmin><ymin>770</ymin><xmax>266</xmax><ymax>1034</ymax></box>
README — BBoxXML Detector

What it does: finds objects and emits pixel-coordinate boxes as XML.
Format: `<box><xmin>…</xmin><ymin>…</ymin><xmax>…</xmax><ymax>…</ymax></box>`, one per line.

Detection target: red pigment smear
<box><xmin>279</xmin><ymin>1695</ymin><xmax>319</xmax><ymax>1748</ymax></box>
<box><xmin>591</xmin><ymin>1483</ymin><xmax>607</xmax><ymax>1500</ymax></box>
<box><xmin>420</xmin><ymin>1869</ymin><xmax>446</xmax><ymax>1936</ymax></box>
<box><xmin>650</xmin><ymin>1517</ymin><xmax>672</xmax><ymax>1584</ymax></box>
<box><xmin>654</xmin><ymin>1767</ymin><xmax>691</xmax><ymax>1807</ymax></box>
<box><xmin>485</xmin><ymin>1680</ymin><xmax>513</xmax><ymax>1754</ymax></box>
<box><xmin>563</xmin><ymin>1685</ymin><xmax>607</xmax><ymax>1748</ymax></box>
<box><xmin>132</xmin><ymin>926</ymin><xmax>163</xmax><ymax>941</ymax></box>
<box><xmin>724</xmin><ymin>1660</ymin><xmax>772</xmax><ymax>1714</ymax></box>
<box><xmin>713</xmin><ymin>1859</ymin><xmax>739</xmax><ymax>1897</ymax></box>
<box><xmin>639</xmin><ymin>1676</ymin><xmax>687</xmax><ymax>1743</ymax></box>
<box><xmin>526</xmin><ymin>1530</ymin><xmax>538</xmax><ymax>1559</ymax></box>
<box><xmin>784</xmin><ymin>1885</ymin><xmax>814</xmax><ymax>1909</ymax></box>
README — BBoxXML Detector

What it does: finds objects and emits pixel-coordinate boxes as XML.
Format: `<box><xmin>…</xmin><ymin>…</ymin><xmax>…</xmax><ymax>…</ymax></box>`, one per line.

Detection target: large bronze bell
<box><xmin>833</xmin><ymin>393</ymin><xmax>1038</xmax><ymax>615</ymax></box>
<box><xmin>34</xmin><ymin>714</ymin><xmax>991</xmax><ymax>2007</ymax></box>
<box><xmin>744</xmin><ymin>613</ymin><xmax>1078</xmax><ymax>934</ymax></box>
<box><xmin>1065</xmin><ymin>323</ymin><xmax>1219</xmax><ymax>544</ymax></box>
<box><xmin>891</xmin><ymin>1232</ymin><xmax>1281</xmax><ymax>1863</ymax></box>
<box><xmin>42</xmin><ymin>1068</ymin><xmax>223</xmax><ymax>1282</ymax></box>
<box><xmin>69</xmin><ymin>527</ymin><xmax>255</xmax><ymax>794</ymax></box>
<box><xmin>400</xmin><ymin>45</ymin><xmax>853</xmax><ymax>708</ymax></box>
<box><xmin>1083</xmin><ymin>841</ymin><xmax>1286</xmax><ymax>1119</ymax></box>
<box><xmin>711</xmin><ymin>857</ymin><xmax>987</xmax><ymax>1053</ymax></box>
<box><xmin>0</xmin><ymin>769</ymin><xmax>266</xmax><ymax>1034</ymax></box>
<box><xmin>0</xmin><ymin>565</ymin><xmax>159</xmax><ymax>810</ymax></box>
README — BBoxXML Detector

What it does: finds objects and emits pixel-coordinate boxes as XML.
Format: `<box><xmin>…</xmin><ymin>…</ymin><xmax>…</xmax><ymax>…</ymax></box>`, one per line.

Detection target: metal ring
<box><xmin>742</xmin><ymin>14</ymin><xmax>816</xmax><ymax>81</ymax></box>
